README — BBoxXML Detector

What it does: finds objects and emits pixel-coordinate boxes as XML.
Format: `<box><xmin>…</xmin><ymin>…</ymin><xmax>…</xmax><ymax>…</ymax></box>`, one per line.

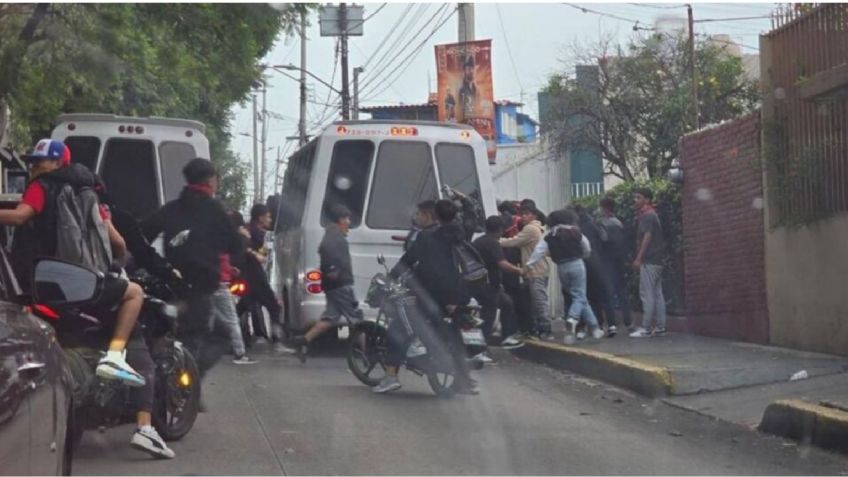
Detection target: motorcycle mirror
<box><xmin>377</xmin><ymin>254</ymin><xmax>386</xmax><ymax>266</ymax></box>
<box><xmin>32</xmin><ymin>259</ymin><xmax>103</xmax><ymax>307</ymax></box>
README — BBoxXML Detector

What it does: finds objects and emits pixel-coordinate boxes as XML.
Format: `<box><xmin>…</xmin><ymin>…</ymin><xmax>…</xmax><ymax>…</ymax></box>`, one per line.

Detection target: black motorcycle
<box><xmin>31</xmin><ymin>259</ymin><xmax>201</xmax><ymax>451</ymax></box>
<box><xmin>347</xmin><ymin>255</ymin><xmax>480</xmax><ymax>397</ymax></box>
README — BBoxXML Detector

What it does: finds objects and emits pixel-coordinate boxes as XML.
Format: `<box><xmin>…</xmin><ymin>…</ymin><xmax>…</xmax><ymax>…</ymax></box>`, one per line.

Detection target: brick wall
<box><xmin>676</xmin><ymin>112</ymin><xmax>769</xmax><ymax>343</ymax></box>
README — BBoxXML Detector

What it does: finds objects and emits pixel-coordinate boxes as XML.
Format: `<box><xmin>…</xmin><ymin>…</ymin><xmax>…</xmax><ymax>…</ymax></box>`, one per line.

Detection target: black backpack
<box><xmin>452</xmin><ymin>241</ymin><xmax>488</xmax><ymax>284</ymax></box>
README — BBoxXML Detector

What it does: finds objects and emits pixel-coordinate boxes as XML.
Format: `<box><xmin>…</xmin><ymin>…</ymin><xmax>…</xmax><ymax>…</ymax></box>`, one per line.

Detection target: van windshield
<box><xmin>160</xmin><ymin>141</ymin><xmax>197</xmax><ymax>202</ymax></box>
<box><xmin>366</xmin><ymin>141</ymin><xmax>437</xmax><ymax>230</ymax></box>
<box><xmin>101</xmin><ymin>138</ymin><xmax>159</xmax><ymax>218</ymax></box>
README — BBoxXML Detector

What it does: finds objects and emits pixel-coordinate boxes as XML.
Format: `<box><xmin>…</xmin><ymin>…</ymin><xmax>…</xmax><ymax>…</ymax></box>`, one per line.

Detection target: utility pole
<box><xmin>260</xmin><ymin>80</ymin><xmax>267</xmax><ymax>201</ymax></box>
<box><xmin>298</xmin><ymin>9</ymin><xmax>308</xmax><ymax>147</ymax></box>
<box><xmin>458</xmin><ymin>3</ymin><xmax>475</xmax><ymax>43</ymax></box>
<box><xmin>339</xmin><ymin>3</ymin><xmax>351</xmax><ymax>120</ymax></box>
<box><xmin>251</xmin><ymin>91</ymin><xmax>259</xmax><ymax>203</ymax></box>
<box><xmin>353</xmin><ymin>66</ymin><xmax>363</xmax><ymax>120</ymax></box>
<box><xmin>687</xmin><ymin>4</ymin><xmax>700</xmax><ymax>129</ymax></box>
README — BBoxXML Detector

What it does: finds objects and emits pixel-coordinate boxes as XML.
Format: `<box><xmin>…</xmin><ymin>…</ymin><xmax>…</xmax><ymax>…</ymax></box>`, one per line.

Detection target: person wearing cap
<box><xmin>0</xmin><ymin>139</ymin><xmax>176</xmax><ymax>458</ymax></box>
<box><xmin>459</xmin><ymin>55</ymin><xmax>478</xmax><ymax>119</ymax></box>
<box><xmin>500</xmin><ymin>203</ymin><xmax>551</xmax><ymax>338</ymax></box>
<box><xmin>293</xmin><ymin>202</ymin><xmax>364</xmax><ymax>362</ymax></box>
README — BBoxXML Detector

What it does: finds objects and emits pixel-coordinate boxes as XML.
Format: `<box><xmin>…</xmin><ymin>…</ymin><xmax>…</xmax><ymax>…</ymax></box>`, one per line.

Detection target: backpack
<box><xmin>452</xmin><ymin>241</ymin><xmax>488</xmax><ymax>283</ymax></box>
<box><xmin>52</xmin><ymin>183</ymin><xmax>113</xmax><ymax>274</ymax></box>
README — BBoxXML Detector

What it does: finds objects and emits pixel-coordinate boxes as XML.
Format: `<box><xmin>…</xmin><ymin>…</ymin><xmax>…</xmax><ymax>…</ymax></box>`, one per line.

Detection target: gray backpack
<box><xmin>53</xmin><ymin>183</ymin><xmax>113</xmax><ymax>274</ymax></box>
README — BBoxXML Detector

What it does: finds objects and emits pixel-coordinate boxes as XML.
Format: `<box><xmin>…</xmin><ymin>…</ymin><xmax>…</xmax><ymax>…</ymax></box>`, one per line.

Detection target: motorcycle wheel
<box><xmin>152</xmin><ymin>347</ymin><xmax>200</xmax><ymax>441</ymax></box>
<box><xmin>347</xmin><ymin>322</ymin><xmax>388</xmax><ymax>387</ymax></box>
<box><xmin>426</xmin><ymin>372</ymin><xmax>457</xmax><ymax>398</ymax></box>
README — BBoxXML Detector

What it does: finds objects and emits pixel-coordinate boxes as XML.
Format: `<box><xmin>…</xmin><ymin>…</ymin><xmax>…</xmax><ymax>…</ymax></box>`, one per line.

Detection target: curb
<box><xmin>758</xmin><ymin>399</ymin><xmax>848</xmax><ymax>453</ymax></box>
<box><xmin>514</xmin><ymin>339</ymin><xmax>674</xmax><ymax>398</ymax></box>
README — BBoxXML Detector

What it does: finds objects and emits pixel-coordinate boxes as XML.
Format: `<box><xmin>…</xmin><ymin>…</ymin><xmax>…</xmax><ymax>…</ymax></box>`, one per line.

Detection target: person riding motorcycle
<box><xmin>0</xmin><ymin>139</ymin><xmax>174</xmax><ymax>458</ymax></box>
<box><xmin>375</xmin><ymin>200</ymin><xmax>477</xmax><ymax>395</ymax></box>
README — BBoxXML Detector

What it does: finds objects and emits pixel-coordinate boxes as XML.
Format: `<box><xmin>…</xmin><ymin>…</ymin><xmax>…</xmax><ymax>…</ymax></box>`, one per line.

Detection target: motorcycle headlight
<box><xmin>161</xmin><ymin>304</ymin><xmax>179</xmax><ymax>319</ymax></box>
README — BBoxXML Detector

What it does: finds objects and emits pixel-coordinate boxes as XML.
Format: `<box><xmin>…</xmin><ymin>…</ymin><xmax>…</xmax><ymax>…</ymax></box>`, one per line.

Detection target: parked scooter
<box><xmin>31</xmin><ymin>259</ymin><xmax>201</xmax><ymax>451</ymax></box>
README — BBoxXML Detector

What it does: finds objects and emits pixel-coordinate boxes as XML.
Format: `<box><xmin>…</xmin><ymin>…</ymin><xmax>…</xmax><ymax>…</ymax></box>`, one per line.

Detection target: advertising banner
<box><xmin>435</xmin><ymin>40</ymin><xmax>496</xmax><ymax>162</ymax></box>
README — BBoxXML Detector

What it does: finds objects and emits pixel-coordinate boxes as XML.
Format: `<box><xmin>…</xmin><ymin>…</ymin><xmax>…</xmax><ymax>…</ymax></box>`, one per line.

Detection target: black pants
<box><xmin>177</xmin><ymin>291</ymin><xmax>228</xmax><ymax>379</ymax></box>
<box><xmin>238</xmin><ymin>273</ymin><xmax>283</xmax><ymax>339</ymax></box>
<box><xmin>469</xmin><ymin>281</ymin><xmax>519</xmax><ymax>343</ymax></box>
<box><xmin>601</xmin><ymin>258</ymin><xmax>632</xmax><ymax>328</ymax></box>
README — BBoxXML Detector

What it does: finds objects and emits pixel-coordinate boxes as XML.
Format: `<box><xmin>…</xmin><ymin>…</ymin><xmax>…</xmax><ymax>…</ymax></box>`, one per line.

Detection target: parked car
<box><xmin>0</xmin><ymin>243</ymin><xmax>73</xmax><ymax>475</ymax></box>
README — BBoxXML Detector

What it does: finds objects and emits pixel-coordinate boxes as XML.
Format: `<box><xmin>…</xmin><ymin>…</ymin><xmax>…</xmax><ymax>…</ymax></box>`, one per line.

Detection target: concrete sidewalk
<box><xmin>513</xmin><ymin>331</ymin><xmax>848</xmax><ymax>453</ymax></box>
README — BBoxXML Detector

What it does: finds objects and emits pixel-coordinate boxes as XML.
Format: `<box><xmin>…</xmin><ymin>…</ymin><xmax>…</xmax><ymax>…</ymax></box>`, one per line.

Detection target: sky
<box><xmin>230</xmin><ymin>2</ymin><xmax>777</xmax><ymax>198</ymax></box>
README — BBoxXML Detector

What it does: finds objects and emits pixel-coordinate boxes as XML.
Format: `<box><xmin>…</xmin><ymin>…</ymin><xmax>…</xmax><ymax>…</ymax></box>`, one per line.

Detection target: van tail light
<box><xmin>135</xmin><ymin>126</ymin><xmax>144</xmax><ymax>134</ymax></box>
<box><xmin>31</xmin><ymin>304</ymin><xmax>60</xmax><ymax>320</ymax></box>
<box><xmin>390</xmin><ymin>126</ymin><xmax>418</xmax><ymax>136</ymax></box>
<box><xmin>305</xmin><ymin>270</ymin><xmax>322</xmax><ymax>282</ymax></box>
<box><xmin>118</xmin><ymin>125</ymin><xmax>126</xmax><ymax>133</ymax></box>
<box><xmin>68</xmin><ymin>123</ymin><xmax>76</xmax><ymax>131</ymax></box>
<box><xmin>186</xmin><ymin>130</ymin><xmax>194</xmax><ymax>137</ymax></box>
<box><xmin>306</xmin><ymin>283</ymin><xmax>323</xmax><ymax>294</ymax></box>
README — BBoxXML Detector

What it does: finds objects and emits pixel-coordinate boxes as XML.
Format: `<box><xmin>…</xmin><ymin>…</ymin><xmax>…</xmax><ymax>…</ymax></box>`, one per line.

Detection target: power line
<box><xmin>627</xmin><ymin>3</ymin><xmax>686</xmax><ymax>9</ymax></box>
<box><xmin>496</xmin><ymin>4</ymin><xmax>524</xmax><ymax>98</ymax></box>
<box><xmin>362</xmin><ymin>3</ymin><xmax>432</xmax><ymax>89</ymax></box>
<box><xmin>361</xmin><ymin>4</ymin><xmax>456</xmax><ymax>100</ymax></box>
<box><xmin>694</xmin><ymin>15</ymin><xmax>771</xmax><ymax>23</ymax></box>
<box><xmin>341</xmin><ymin>2</ymin><xmax>388</xmax><ymax>35</ymax></box>
<box><xmin>360</xmin><ymin>3</ymin><xmax>446</xmax><ymax>92</ymax></box>
<box><xmin>362</xmin><ymin>3</ymin><xmax>414</xmax><ymax>70</ymax></box>
<box><xmin>563</xmin><ymin>3</ymin><xmax>642</xmax><ymax>24</ymax></box>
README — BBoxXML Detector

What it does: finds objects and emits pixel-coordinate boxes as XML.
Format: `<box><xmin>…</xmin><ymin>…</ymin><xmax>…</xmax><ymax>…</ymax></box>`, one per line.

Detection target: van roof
<box><xmin>56</xmin><ymin>114</ymin><xmax>206</xmax><ymax>134</ymax></box>
<box><xmin>330</xmin><ymin>119</ymin><xmax>473</xmax><ymax>131</ymax></box>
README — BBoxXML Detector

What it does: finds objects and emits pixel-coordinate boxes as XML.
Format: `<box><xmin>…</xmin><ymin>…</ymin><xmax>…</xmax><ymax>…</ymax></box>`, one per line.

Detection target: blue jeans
<box><xmin>557</xmin><ymin>259</ymin><xmax>599</xmax><ymax>329</ymax></box>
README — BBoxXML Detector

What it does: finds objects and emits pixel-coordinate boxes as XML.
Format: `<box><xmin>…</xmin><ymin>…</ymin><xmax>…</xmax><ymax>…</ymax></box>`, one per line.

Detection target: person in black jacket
<box><xmin>374</xmin><ymin>200</ymin><xmax>476</xmax><ymax>395</ymax></box>
<box><xmin>574</xmin><ymin>205</ymin><xmax>613</xmax><ymax>339</ymax></box>
<box><xmin>141</xmin><ymin>158</ymin><xmax>243</xmax><ymax>379</ymax></box>
<box><xmin>293</xmin><ymin>204</ymin><xmax>363</xmax><ymax>362</ymax></box>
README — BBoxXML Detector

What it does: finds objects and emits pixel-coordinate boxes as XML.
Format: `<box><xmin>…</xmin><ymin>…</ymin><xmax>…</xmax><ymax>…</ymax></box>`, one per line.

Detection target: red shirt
<box><xmin>21</xmin><ymin>181</ymin><xmax>110</xmax><ymax>221</ymax></box>
<box><xmin>219</xmin><ymin>254</ymin><xmax>233</xmax><ymax>283</ymax></box>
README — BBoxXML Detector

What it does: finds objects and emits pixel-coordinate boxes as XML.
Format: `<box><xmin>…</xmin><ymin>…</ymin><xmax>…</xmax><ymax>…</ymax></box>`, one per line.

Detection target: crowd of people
<box><xmin>0</xmin><ymin>136</ymin><xmax>669</xmax><ymax>458</ymax></box>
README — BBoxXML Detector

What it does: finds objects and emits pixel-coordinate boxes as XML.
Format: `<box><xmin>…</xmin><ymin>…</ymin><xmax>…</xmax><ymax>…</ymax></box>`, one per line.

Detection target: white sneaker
<box><xmin>565</xmin><ymin>317</ymin><xmax>579</xmax><ymax>335</ymax></box>
<box><xmin>592</xmin><ymin>328</ymin><xmax>605</xmax><ymax>339</ymax></box>
<box><xmin>500</xmin><ymin>335</ymin><xmax>525</xmax><ymax>349</ymax></box>
<box><xmin>629</xmin><ymin>327</ymin><xmax>651</xmax><ymax>338</ymax></box>
<box><xmin>472</xmin><ymin>352</ymin><xmax>495</xmax><ymax>365</ymax></box>
<box><xmin>131</xmin><ymin>426</ymin><xmax>175</xmax><ymax>459</ymax></box>
<box><xmin>96</xmin><ymin>351</ymin><xmax>146</xmax><ymax>387</ymax></box>
<box><xmin>576</xmin><ymin>331</ymin><xmax>587</xmax><ymax>341</ymax></box>
<box><xmin>406</xmin><ymin>338</ymin><xmax>427</xmax><ymax>358</ymax></box>
<box><xmin>373</xmin><ymin>376</ymin><xmax>402</xmax><ymax>394</ymax></box>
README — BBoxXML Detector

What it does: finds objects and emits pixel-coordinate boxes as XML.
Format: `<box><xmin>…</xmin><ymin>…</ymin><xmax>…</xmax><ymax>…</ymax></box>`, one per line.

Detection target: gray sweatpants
<box><xmin>211</xmin><ymin>284</ymin><xmax>246</xmax><ymax>357</ymax></box>
<box><xmin>527</xmin><ymin>276</ymin><xmax>550</xmax><ymax>333</ymax></box>
<box><xmin>639</xmin><ymin>264</ymin><xmax>666</xmax><ymax>330</ymax></box>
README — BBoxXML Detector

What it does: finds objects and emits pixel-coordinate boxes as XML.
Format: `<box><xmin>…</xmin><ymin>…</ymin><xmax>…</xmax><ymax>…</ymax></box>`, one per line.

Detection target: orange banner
<box><xmin>435</xmin><ymin>40</ymin><xmax>496</xmax><ymax>162</ymax></box>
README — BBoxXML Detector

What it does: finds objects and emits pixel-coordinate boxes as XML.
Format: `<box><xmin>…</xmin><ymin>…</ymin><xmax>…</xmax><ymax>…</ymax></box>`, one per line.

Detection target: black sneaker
<box><xmin>292</xmin><ymin>336</ymin><xmax>308</xmax><ymax>364</ymax></box>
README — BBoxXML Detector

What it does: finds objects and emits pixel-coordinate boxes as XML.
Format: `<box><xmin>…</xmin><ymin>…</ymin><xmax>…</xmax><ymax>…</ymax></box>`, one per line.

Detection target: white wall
<box><xmin>490</xmin><ymin>141</ymin><xmax>570</xmax><ymax>319</ymax></box>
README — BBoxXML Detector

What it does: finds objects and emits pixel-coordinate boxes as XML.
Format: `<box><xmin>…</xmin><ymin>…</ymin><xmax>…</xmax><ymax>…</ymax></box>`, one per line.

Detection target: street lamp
<box><xmin>263</xmin><ymin>63</ymin><xmax>343</xmax><ymax>96</ymax></box>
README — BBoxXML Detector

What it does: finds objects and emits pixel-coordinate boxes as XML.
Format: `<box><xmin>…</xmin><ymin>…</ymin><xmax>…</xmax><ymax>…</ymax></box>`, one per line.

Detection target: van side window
<box><xmin>366</xmin><ymin>141</ymin><xmax>437</xmax><ymax>230</ymax></box>
<box><xmin>101</xmin><ymin>138</ymin><xmax>159</xmax><ymax>218</ymax></box>
<box><xmin>435</xmin><ymin>142</ymin><xmax>484</xmax><ymax>232</ymax></box>
<box><xmin>159</xmin><ymin>142</ymin><xmax>197</xmax><ymax>202</ymax></box>
<box><xmin>64</xmin><ymin>136</ymin><xmax>101</xmax><ymax>172</ymax></box>
<box><xmin>321</xmin><ymin>140</ymin><xmax>374</xmax><ymax>228</ymax></box>
<box><xmin>279</xmin><ymin>142</ymin><xmax>316</xmax><ymax>231</ymax></box>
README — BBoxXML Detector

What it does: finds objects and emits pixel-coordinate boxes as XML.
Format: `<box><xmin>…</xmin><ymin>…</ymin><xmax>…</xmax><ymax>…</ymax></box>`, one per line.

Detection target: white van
<box><xmin>51</xmin><ymin>113</ymin><xmax>209</xmax><ymax>218</ymax></box>
<box><xmin>275</xmin><ymin>120</ymin><xmax>497</xmax><ymax>333</ymax></box>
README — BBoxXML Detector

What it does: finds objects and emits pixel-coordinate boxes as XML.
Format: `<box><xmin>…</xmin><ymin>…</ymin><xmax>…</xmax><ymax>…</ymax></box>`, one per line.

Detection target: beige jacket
<box><xmin>500</xmin><ymin>220</ymin><xmax>549</xmax><ymax>278</ymax></box>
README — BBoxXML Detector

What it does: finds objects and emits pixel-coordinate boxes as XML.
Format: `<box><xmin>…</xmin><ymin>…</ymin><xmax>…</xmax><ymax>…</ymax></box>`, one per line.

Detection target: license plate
<box><xmin>461</xmin><ymin>329</ymin><xmax>486</xmax><ymax>346</ymax></box>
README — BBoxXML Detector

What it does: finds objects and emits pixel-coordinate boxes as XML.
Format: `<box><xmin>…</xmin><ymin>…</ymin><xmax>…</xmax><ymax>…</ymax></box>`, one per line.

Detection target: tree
<box><xmin>0</xmin><ymin>3</ymin><xmax>314</xmax><ymax>207</ymax></box>
<box><xmin>542</xmin><ymin>32</ymin><xmax>760</xmax><ymax>180</ymax></box>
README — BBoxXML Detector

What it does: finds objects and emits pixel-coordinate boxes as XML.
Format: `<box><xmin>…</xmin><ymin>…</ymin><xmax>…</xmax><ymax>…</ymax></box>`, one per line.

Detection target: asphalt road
<box><xmin>73</xmin><ymin>346</ymin><xmax>848</xmax><ymax>476</ymax></box>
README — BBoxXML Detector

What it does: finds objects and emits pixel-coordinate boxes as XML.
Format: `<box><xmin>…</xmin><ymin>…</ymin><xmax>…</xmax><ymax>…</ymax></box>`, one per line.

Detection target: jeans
<box><xmin>639</xmin><ymin>264</ymin><xmax>666</xmax><ymax>330</ymax></box>
<box><xmin>211</xmin><ymin>284</ymin><xmax>246</xmax><ymax>357</ymax></box>
<box><xmin>526</xmin><ymin>276</ymin><xmax>550</xmax><ymax>334</ymax></box>
<box><xmin>558</xmin><ymin>259</ymin><xmax>599</xmax><ymax>329</ymax></box>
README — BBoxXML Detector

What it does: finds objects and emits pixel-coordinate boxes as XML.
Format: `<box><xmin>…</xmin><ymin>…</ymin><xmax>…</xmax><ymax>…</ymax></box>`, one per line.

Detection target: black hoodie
<box><xmin>141</xmin><ymin>187</ymin><xmax>242</xmax><ymax>294</ymax></box>
<box><xmin>395</xmin><ymin>222</ymin><xmax>468</xmax><ymax>309</ymax></box>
